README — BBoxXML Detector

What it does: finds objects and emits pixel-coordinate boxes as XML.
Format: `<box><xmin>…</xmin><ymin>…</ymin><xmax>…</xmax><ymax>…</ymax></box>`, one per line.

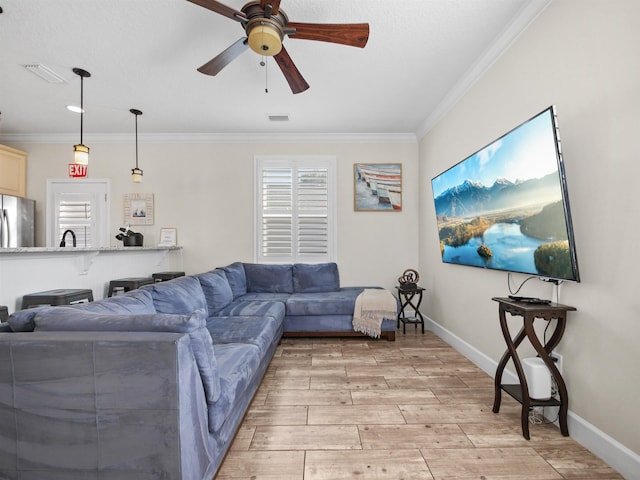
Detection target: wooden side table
<box><xmin>396</xmin><ymin>286</ymin><xmax>425</xmax><ymax>334</ymax></box>
<box><xmin>491</xmin><ymin>296</ymin><xmax>576</xmax><ymax>439</ymax></box>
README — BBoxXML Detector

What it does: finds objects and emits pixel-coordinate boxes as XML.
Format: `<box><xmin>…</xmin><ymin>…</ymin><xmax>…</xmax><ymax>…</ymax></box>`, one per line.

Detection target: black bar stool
<box><xmin>152</xmin><ymin>271</ymin><xmax>185</xmax><ymax>282</ymax></box>
<box><xmin>107</xmin><ymin>277</ymin><xmax>154</xmax><ymax>297</ymax></box>
<box><xmin>21</xmin><ymin>289</ymin><xmax>94</xmax><ymax>309</ymax></box>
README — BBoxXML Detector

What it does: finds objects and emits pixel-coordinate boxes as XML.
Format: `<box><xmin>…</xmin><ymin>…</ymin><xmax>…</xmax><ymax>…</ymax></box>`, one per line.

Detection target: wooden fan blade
<box><xmin>274</xmin><ymin>46</ymin><xmax>309</xmax><ymax>94</ymax></box>
<box><xmin>260</xmin><ymin>0</ymin><xmax>281</xmax><ymax>16</ymax></box>
<box><xmin>287</xmin><ymin>22</ymin><xmax>369</xmax><ymax>47</ymax></box>
<box><xmin>197</xmin><ymin>38</ymin><xmax>248</xmax><ymax>75</ymax></box>
<box><xmin>186</xmin><ymin>0</ymin><xmax>246</xmax><ymax>22</ymax></box>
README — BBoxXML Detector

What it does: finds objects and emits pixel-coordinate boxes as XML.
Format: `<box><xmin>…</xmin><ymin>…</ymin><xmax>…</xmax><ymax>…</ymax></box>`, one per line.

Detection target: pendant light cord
<box><xmin>134</xmin><ymin>112</ymin><xmax>139</xmax><ymax>169</ymax></box>
<box><xmin>79</xmin><ymin>74</ymin><xmax>84</xmax><ymax>144</ymax></box>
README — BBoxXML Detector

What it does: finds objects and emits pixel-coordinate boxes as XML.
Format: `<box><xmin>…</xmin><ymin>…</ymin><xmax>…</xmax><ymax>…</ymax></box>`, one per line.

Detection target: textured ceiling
<box><xmin>0</xmin><ymin>0</ymin><xmax>549</xmax><ymax>139</ymax></box>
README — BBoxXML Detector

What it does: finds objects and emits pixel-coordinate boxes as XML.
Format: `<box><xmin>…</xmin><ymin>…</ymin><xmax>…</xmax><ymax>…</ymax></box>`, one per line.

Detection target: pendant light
<box><xmin>130</xmin><ymin>108</ymin><xmax>143</xmax><ymax>183</ymax></box>
<box><xmin>72</xmin><ymin>67</ymin><xmax>91</xmax><ymax>165</ymax></box>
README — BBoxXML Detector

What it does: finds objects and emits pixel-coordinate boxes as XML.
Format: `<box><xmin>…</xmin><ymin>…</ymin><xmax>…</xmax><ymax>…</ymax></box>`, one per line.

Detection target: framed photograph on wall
<box><xmin>158</xmin><ymin>227</ymin><xmax>177</xmax><ymax>247</ymax></box>
<box><xmin>124</xmin><ymin>193</ymin><xmax>154</xmax><ymax>225</ymax></box>
<box><xmin>354</xmin><ymin>163</ymin><xmax>402</xmax><ymax>211</ymax></box>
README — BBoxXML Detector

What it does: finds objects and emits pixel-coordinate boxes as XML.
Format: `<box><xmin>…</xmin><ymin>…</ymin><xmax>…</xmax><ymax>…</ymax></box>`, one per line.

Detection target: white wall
<box><xmin>11</xmin><ymin>138</ymin><xmax>419</xmax><ymax>293</ymax></box>
<box><xmin>419</xmin><ymin>0</ymin><xmax>640</xmax><ymax>462</ymax></box>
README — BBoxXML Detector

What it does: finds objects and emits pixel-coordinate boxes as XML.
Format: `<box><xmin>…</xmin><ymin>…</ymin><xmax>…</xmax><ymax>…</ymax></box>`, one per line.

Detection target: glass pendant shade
<box><xmin>73</xmin><ymin>143</ymin><xmax>89</xmax><ymax>165</ymax></box>
<box><xmin>131</xmin><ymin>167</ymin><xmax>143</xmax><ymax>183</ymax></box>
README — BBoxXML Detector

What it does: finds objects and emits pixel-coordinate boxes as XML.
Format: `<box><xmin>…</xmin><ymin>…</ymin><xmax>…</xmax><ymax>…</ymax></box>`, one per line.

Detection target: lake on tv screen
<box><xmin>442</xmin><ymin>222</ymin><xmax>544</xmax><ymax>274</ymax></box>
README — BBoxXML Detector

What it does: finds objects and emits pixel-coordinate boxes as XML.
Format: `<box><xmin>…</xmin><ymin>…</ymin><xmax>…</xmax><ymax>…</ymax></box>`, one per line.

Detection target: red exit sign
<box><xmin>68</xmin><ymin>164</ymin><xmax>87</xmax><ymax>178</ymax></box>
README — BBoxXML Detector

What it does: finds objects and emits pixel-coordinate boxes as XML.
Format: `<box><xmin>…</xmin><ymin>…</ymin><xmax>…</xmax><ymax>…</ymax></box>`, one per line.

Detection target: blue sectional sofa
<box><xmin>0</xmin><ymin>262</ymin><xmax>396</xmax><ymax>479</ymax></box>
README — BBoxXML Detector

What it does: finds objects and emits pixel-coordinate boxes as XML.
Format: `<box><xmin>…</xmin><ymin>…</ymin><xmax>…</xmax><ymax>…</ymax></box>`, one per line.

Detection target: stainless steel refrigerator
<box><xmin>0</xmin><ymin>194</ymin><xmax>35</xmax><ymax>248</ymax></box>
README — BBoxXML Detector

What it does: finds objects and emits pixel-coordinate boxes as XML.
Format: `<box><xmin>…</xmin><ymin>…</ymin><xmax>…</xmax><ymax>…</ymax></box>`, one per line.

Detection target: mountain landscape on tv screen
<box><xmin>434</xmin><ymin>172</ymin><xmax>561</xmax><ymax>219</ymax></box>
<box><xmin>433</xmin><ymin>172</ymin><xmax>575</xmax><ymax>279</ymax></box>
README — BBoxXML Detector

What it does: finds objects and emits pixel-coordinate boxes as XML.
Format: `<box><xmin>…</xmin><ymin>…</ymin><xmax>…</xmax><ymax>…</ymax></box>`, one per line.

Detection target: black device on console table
<box><xmin>507</xmin><ymin>295</ymin><xmax>551</xmax><ymax>305</ymax></box>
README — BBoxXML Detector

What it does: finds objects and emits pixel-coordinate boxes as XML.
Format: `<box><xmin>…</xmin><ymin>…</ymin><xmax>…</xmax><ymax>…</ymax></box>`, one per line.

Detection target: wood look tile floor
<box><xmin>216</xmin><ymin>330</ymin><xmax>623</xmax><ymax>479</ymax></box>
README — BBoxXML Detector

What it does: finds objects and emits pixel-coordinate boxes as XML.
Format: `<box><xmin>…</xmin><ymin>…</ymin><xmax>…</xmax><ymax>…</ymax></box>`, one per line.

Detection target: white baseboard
<box><xmin>425</xmin><ymin>317</ymin><xmax>640</xmax><ymax>480</ymax></box>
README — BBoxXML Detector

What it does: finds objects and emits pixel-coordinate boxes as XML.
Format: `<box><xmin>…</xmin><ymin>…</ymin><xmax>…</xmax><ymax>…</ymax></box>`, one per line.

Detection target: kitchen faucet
<box><xmin>59</xmin><ymin>229</ymin><xmax>77</xmax><ymax>247</ymax></box>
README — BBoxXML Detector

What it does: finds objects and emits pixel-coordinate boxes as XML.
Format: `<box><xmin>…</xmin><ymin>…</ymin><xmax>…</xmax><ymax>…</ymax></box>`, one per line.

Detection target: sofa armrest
<box><xmin>0</xmin><ymin>331</ymin><xmax>217</xmax><ymax>479</ymax></box>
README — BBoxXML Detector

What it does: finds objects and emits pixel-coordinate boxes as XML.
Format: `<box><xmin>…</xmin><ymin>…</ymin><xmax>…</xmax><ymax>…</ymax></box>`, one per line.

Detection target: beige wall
<box><xmin>13</xmin><ymin>138</ymin><xmax>419</xmax><ymax>292</ymax></box>
<box><xmin>419</xmin><ymin>0</ymin><xmax>640</xmax><ymax>456</ymax></box>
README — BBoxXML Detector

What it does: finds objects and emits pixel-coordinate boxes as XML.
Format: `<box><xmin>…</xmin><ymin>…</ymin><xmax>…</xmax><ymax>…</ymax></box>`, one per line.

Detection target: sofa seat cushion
<box><xmin>32</xmin><ymin>307</ymin><xmax>221</xmax><ymax>404</ymax></box>
<box><xmin>206</xmin><ymin>315</ymin><xmax>283</xmax><ymax>353</ymax></box>
<box><xmin>293</xmin><ymin>262</ymin><xmax>340</xmax><ymax>293</ymax></box>
<box><xmin>216</xmin><ymin>300</ymin><xmax>285</xmax><ymax>320</ymax></box>
<box><xmin>197</xmin><ymin>269</ymin><xmax>234</xmax><ymax>315</ymax></box>
<box><xmin>235</xmin><ymin>292</ymin><xmax>291</xmax><ymax>303</ymax></box>
<box><xmin>142</xmin><ymin>275</ymin><xmax>208</xmax><ymax>315</ymax></box>
<box><xmin>208</xmin><ymin>343</ymin><xmax>262</xmax><ymax>433</ymax></box>
<box><xmin>286</xmin><ymin>288</ymin><xmax>366</xmax><ymax>316</ymax></box>
<box><xmin>243</xmin><ymin>263</ymin><xmax>293</xmax><ymax>293</ymax></box>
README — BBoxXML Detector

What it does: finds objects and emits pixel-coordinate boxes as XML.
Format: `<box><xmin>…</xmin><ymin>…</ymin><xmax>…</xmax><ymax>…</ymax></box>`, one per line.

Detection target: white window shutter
<box><xmin>57</xmin><ymin>193</ymin><xmax>93</xmax><ymax>247</ymax></box>
<box><xmin>261</xmin><ymin>167</ymin><xmax>293</xmax><ymax>258</ymax></box>
<box><xmin>256</xmin><ymin>156</ymin><xmax>336</xmax><ymax>263</ymax></box>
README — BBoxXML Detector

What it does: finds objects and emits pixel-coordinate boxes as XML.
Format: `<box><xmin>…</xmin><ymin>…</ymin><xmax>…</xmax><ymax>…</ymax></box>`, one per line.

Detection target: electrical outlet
<box><xmin>550</xmin><ymin>352</ymin><xmax>563</xmax><ymax>375</ymax></box>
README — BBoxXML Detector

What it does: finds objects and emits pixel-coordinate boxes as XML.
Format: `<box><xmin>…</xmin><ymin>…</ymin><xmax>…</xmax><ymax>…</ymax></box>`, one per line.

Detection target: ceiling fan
<box><xmin>186</xmin><ymin>0</ymin><xmax>369</xmax><ymax>94</ymax></box>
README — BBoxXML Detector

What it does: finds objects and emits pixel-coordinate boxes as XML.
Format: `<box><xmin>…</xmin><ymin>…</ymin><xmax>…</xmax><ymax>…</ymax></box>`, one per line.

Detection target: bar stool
<box><xmin>152</xmin><ymin>271</ymin><xmax>186</xmax><ymax>282</ymax></box>
<box><xmin>107</xmin><ymin>277</ymin><xmax>154</xmax><ymax>297</ymax></box>
<box><xmin>21</xmin><ymin>289</ymin><xmax>94</xmax><ymax>309</ymax></box>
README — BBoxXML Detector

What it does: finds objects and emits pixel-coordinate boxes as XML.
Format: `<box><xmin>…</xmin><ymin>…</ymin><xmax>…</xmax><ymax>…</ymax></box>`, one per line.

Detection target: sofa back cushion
<box><xmin>196</xmin><ymin>269</ymin><xmax>234</xmax><ymax>314</ymax></box>
<box><xmin>142</xmin><ymin>275</ymin><xmax>208</xmax><ymax>316</ymax></box>
<box><xmin>7</xmin><ymin>290</ymin><xmax>157</xmax><ymax>332</ymax></box>
<box><xmin>221</xmin><ymin>262</ymin><xmax>247</xmax><ymax>299</ymax></box>
<box><xmin>293</xmin><ymin>262</ymin><xmax>340</xmax><ymax>293</ymax></box>
<box><xmin>7</xmin><ymin>307</ymin><xmax>44</xmax><ymax>332</ymax></box>
<box><xmin>33</xmin><ymin>307</ymin><xmax>221</xmax><ymax>404</ymax></box>
<box><xmin>71</xmin><ymin>289</ymin><xmax>157</xmax><ymax>314</ymax></box>
<box><xmin>244</xmin><ymin>263</ymin><xmax>294</xmax><ymax>293</ymax></box>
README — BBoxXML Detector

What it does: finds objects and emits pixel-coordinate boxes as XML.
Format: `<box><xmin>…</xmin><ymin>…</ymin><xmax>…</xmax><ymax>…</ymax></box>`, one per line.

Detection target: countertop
<box><xmin>0</xmin><ymin>246</ymin><xmax>182</xmax><ymax>255</ymax></box>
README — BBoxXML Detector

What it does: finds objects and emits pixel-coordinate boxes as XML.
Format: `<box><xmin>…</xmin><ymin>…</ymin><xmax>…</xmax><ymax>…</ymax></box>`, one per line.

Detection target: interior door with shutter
<box><xmin>46</xmin><ymin>179</ymin><xmax>110</xmax><ymax>248</ymax></box>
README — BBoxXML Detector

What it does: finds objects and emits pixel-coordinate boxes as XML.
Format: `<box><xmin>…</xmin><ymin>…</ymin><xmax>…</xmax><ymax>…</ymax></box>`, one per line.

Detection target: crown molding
<box><xmin>0</xmin><ymin>132</ymin><xmax>417</xmax><ymax>145</ymax></box>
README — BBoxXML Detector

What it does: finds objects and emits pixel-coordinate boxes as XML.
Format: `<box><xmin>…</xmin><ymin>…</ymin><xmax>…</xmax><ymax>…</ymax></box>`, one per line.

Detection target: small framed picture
<box><xmin>354</xmin><ymin>163</ymin><xmax>402</xmax><ymax>211</ymax></box>
<box><xmin>124</xmin><ymin>193</ymin><xmax>154</xmax><ymax>225</ymax></box>
<box><xmin>159</xmin><ymin>227</ymin><xmax>177</xmax><ymax>247</ymax></box>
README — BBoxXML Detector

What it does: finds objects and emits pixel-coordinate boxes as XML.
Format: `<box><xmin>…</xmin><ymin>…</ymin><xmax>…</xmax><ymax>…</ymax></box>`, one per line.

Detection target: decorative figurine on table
<box><xmin>398</xmin><ymin>269</ymin><xmax>419</xmax><ymax>290</ymax></box>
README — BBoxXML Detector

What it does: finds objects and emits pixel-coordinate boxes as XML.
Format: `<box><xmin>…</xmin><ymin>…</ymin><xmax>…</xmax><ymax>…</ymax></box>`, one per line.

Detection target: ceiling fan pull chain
<box><xmin>264</xmin><ymin>56</ymin><xmax>269</xmax><ymax>93</ymax></box>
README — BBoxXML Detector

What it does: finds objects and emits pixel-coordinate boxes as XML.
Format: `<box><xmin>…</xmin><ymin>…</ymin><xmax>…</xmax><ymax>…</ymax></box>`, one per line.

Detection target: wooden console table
<box><xmin>491</xmin><ymin>297</ymin><xmax>576</xmax><ymax>439</ymax></box>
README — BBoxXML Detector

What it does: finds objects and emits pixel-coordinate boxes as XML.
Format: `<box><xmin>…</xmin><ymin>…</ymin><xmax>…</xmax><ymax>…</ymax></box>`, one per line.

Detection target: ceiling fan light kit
<box><xmin>187</xmin><ymin>0</ymin><xmax>369</xmax><ymax>94</ymax></box>
<box><xmin>247</xmin><ymin>23</ymin><xmax>283</xmax><ymax>56</ymax></box>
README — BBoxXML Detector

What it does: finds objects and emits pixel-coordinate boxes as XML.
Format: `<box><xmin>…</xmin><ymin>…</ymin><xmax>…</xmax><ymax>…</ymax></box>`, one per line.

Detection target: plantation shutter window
<box><xmin>56</xmin><ymin>193</ymin><xmax>93</xmax><ymax>247</ymax></box>
<box><xmin>256</xmin><ymin>156</ymin><xmax>336</xmax><ymax>263</ymax></box>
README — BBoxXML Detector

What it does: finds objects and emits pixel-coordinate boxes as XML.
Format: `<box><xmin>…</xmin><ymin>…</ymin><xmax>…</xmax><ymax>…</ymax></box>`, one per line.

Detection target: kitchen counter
<box><xmin>0</xmin><ymin>246</ymin><xmax>183</xmax><ymax>314</ymax></box>
<box><xmin>0</xmin><ymin>246</ymin><xmax>181</xmax><ymax>254</ymax></box>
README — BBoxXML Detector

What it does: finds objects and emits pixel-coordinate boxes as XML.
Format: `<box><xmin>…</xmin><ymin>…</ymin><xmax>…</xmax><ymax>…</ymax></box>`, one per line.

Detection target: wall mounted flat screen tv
<box><xmin>431</xmin><ymin>106</ymin><xmax>580</xmax><ymax>282</ymax></box>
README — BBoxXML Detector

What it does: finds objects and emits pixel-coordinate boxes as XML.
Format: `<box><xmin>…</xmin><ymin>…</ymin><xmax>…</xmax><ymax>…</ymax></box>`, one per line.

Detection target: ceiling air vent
<box><xmin>24</xmin><ymin>64</ymin><xmax>67</xmax><ymax>83</ymax></box>
<box><xmin>268</xmin><ymin>114</ymin><xmax>289</xmax><ymax>122</ymax></box>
